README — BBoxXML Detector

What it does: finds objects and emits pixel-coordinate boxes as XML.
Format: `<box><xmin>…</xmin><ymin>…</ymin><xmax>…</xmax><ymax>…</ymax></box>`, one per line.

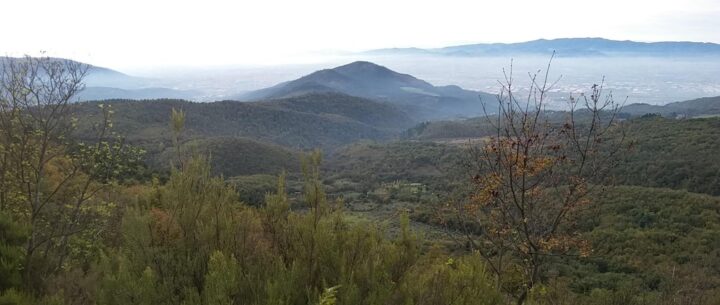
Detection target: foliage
<box><xmin>91</xmin><ymin>153</ymin><xmax>500</xmax><ymax>305</ymax></box>
<box><xmin>0</xmin><ymin>212</ymin><xmax>27</xmax><ymax>291</ymax></box>
<box><xmin>0</xmin><ymin>56</ymin><xmax>143</xmax><ymax>293</ymax></box>
<box><xmin>317</xmin><ymin>286</ymin><xmax>340</xmax><ymax>305</ymax></box>
<box><xmin>228</xmin><ymin>174</ymin><xmax>281</xmax><ymax>206</ymax></box>
<box><xmin>400</xmin><ymin>251</ymin><xmax>502</xmax><ymax>305</ymax></box>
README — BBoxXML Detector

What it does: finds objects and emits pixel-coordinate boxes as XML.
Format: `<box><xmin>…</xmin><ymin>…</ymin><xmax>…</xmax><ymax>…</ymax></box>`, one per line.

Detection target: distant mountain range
<box><xmin>367</xmin><ymin>38</ymin><xmax>720</xmax><ymax>57</ymax></box>
<box><xmin>237</xmin><ymin>61</ymin><xmax>496</xmax><ymax>120</ymax></box>
<box><xmin>1</xmin><ymin>57</ymin><xmax>200</xmax><ymax>101</ymax></box>
<box><xmin>82</xmin><ymin>64</ymin><xmax>149</xmax><ymax>89</ymax></box>
<box><xmin>82</xmin><ymin>63</ymin><xmax>202</xmax><ymax>100</ymax></box>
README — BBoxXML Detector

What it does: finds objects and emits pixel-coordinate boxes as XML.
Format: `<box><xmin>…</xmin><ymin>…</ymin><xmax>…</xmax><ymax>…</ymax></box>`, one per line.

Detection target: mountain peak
<box><xmin>337</xmin><ymin>60</ymin><xmax>384</xmax><ymax>68</ymax></box>
<box><xmin>301</xmin><ymin>68</ymin><xmax>352</xmax><ymax>82</ymax></box>
<box><xmin>332</xmin><ymin>61</ymin><xmax>396</xmax><ymax>76</ymax></box>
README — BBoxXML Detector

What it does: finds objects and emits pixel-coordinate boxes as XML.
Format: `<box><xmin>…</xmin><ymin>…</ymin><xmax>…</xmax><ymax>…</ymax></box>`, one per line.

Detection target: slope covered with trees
<box><xmin>611</xmin><ymin>116</ymin><xmax>720</xmax><ymax>195</ymax></box>
<box><xmin>67</xmin><ymin>92</ymin><xmax>418</xmax><ymax>178</ymax></box>
<box><xmin>401</xmin><ymin>108</ymin><xmax>720</xmax><ymax>196</ymax></box>
<box><xmin>155</xmin><ymin>136</ymin><xmax>300</xmax><ymax>177</ymax></box>
<box><xmin>570</xmin><ymin>186</ymin><xmax>720</xmax><ymax>303</ymax></box>
<box><xmin>325</xmin><ymin>141</ymin><xmax>467</xmax><ymax>194</ymax></box>
<box><xmin>621</xmin><ymin>96</ymin><xmax>720</xmax><ymax>118</ymax></box>
<box><xmin>3</xmin><ymin>56</ymin><xmax>720</xmax><ymax>305</ymax></box>
<box><xmin>72</xmin><ymin>93</ymin><xmax>411</xmax><ymax>149</ymax></box>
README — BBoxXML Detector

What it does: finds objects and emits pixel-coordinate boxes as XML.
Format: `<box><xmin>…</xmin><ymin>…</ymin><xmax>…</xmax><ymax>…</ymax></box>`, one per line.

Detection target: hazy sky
<box><xmin>3</xmin><ymin>0</ymin><xmax>719</xmax><ymax>69</ymax></box>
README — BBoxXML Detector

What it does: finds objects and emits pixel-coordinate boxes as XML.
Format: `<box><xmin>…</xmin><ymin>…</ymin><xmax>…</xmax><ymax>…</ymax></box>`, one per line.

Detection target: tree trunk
<box><xmin>516</xmin><ymin>289</ymin><xmax>528</xmax><ymax>305</ymax></box>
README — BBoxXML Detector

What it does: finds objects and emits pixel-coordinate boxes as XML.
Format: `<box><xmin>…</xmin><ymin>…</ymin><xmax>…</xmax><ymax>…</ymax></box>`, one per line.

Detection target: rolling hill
<box><xmin>325</xmin><ymin>140</ymin><xmax>467</xmax><ymax>192</ymax></box>
<box><xmin>71</xmin><ymin>92</ymin><xmax>414</xmax><ymax>157</ymax></box>
<box><xmin>609</xmin><ymin>116</ymin><xmax>720</xmax><ymax>195</ymax></box>
<box><xmin>621</xmin><ymin>96</ymin><xmax>720</xmax><ymax>118</ymax></box>
<box><xmin>237</xmin><ymin>61</ymin><xmax>497</xmax><ymax>120</ymax></box>
<box><xmin>401</xmin><ymin>113</ymin><xmax>720</xmax><ymax>196</ymax></box>
<box><xmin>155</xmin><ymin>136</ymin><xmax>300</xmax><ymax>177</ymax></box>
<box><xmin>399</xmin><ymin>95</ymin><xmax>720</xmax><ymax>142</ymax></box>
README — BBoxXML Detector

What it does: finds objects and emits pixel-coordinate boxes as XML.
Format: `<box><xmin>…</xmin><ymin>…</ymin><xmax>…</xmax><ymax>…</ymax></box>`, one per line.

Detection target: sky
<box><xmin>2</xmin><ymin>0</ymin><xmax>719</xmax><ymax>69</ymax></box>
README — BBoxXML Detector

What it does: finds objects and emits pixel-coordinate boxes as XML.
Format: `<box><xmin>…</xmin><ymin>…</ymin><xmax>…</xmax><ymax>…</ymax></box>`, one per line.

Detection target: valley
<box><xmin>2</xmin><ymin>36</ymin><xmax>720</xmax><ymax>305</ymax></box>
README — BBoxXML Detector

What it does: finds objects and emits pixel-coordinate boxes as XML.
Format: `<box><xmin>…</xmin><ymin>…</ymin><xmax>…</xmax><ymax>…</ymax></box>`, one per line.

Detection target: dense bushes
<box><xmin>89</xmin><ymin>156</ymin><xmax>502</xmax><ymax>305</ymax></box>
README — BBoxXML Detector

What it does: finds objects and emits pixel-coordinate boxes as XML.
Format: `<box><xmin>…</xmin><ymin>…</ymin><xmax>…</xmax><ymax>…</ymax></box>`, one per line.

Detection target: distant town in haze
<box><xmin>66</xmin><ymin>38</ymin><xmax>720</xmax><ymax>109</ymax></box>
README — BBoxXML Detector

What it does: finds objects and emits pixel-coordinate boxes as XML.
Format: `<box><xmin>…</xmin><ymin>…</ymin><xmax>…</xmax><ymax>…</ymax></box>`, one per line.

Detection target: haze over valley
<box><xmin>76</xmin><ymin>38</ymin><xmax>720</xmax><ymax>108</ymax></box>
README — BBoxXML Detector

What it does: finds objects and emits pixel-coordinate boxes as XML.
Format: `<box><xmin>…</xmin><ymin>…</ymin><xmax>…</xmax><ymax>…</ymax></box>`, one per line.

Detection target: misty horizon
<box><xmin>7</xmin><ymin>36</ymin><xmax>720</xmax><ymax>72</ymax></box>
<box><xmin>4</xmin><ymin>0</ymin><xmax>719</xmax><ymax>68</ymax></box>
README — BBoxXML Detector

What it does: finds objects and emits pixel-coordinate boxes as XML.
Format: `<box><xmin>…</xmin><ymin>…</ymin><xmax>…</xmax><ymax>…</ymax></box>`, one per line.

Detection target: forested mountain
<box><xmin>255</xmin><ymin>92</ymin><xmax>414</xmax><ymax>129</ymax></box>
<box><xmin>368</xmin><ymin>38</ymin><xmax>720</xmax><ymax>57</ymax></box>
<box><xmin>70</xmin><ymin>93</ymin><xmax>413</xmax><ymax>162</ymax></box>
<box><xmin>238</xmin><ymin>61</ymin><xmax>497</xmax><ymax>120</ymax></box>
<box><xmin>69</xmin><ymin>92</ymin><xmax>720</xmax><ymax>195</ymax></box>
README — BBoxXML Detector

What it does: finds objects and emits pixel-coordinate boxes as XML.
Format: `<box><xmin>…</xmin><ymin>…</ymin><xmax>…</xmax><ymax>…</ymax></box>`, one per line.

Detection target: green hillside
<box><xmin>257</xmin><ymin>92</ymin><xmax>414</xmax><ymax>130</ymax></box>
<box><xmin>612</xmin><ymin>116</ymin><xmax>720</xmax><ymax>195</ymax></box>
<box><xmin>326</xmin><ymin>141</ymin><xmax>467</xmax><ymax>193</ymax></box>
<box><xmin>568</xmin><ymin>186</ymin><xmax>720</xmax><ymax>301</ymax></box>
<box><xmin>401</xmin><ymin>114</ymin><xmax>720</xmax><ymax>196</ymax></box>
<box><xmin>622</xmin><ymin>96</ymin><xmax>720</xmax><ymax>118</ymax></box>
<box><xmin>155</xmin><ymin>137</ymin><xmax>300</xmax><ymax>177</ymax></box>
<box><xmin>70</xmin><ymin>93</ymin><xmax>414</xmax><ymax>157</ymax></box>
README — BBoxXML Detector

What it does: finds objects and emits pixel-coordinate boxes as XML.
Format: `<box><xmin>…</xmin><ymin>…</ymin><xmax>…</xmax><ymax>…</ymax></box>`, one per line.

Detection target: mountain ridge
<box><xmin>366</xmin><ymin>37</ymin><xmax>720</xmax><ymax>57</ymax></box>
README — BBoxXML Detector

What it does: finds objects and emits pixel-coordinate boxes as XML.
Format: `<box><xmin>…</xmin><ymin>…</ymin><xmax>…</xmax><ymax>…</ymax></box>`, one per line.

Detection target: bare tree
<box><xmin>452</xmin><ymin>55</ymin><xmax>627</xmax><ymax>305</ymax></box>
